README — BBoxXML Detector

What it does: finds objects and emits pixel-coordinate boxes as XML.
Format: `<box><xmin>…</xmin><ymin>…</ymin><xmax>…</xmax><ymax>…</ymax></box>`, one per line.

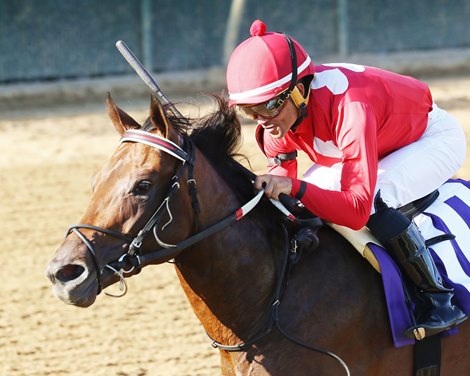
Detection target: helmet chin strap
<box><xmin>283</xmin><ymin>34</ymin><xmax>310</xmax><ymax>131</ymax></box>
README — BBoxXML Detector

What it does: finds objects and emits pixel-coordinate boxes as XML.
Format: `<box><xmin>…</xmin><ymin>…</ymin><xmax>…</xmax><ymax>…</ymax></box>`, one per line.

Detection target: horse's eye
<box><xmin>133</xmin><ymin>180</ymin><xmax>152</xmax><ymax>196</ymax></box>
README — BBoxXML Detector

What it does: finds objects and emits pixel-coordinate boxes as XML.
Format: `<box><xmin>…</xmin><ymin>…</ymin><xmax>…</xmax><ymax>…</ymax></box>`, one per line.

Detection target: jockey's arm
<box><xmin>291</xmin><ymin>102</ymin><xmax>379</xmax><ymax>230</ymax></box>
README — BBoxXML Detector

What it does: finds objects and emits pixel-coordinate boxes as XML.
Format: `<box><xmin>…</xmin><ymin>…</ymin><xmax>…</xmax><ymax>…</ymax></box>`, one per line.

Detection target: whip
<box><xmin>115</xmin><ymin>40</ymin><xmax>184</xmax><ymax>118</ymax></box>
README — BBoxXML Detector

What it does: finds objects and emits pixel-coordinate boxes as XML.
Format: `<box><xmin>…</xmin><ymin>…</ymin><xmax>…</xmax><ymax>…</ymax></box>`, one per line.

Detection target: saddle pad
<box><xmin>368</xmin><ymin>243</ymin><xmax>415</xmax><ymax>347</ymax></box>
<box><xmin>333</xmin><ymin>179</ymin><xmax>470</xmax><ymax>347</ymax></box>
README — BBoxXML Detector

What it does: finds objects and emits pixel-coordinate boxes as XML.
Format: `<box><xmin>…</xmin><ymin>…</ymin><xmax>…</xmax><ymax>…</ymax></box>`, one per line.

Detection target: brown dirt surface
<box><xmin>1</xmin><ymin>76</ymin><xmax>470</xmax><ymax>376</ymax></box>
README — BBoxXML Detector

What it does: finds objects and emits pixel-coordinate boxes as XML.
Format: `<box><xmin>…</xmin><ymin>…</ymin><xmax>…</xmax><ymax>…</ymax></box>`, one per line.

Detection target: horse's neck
<box><xmin>172</xmin><ymin>151</ymin><xmax>386</xmax><ymax>352</ymax></box>
<box><xmin>174</xmin><ymin>152</ymin><xmax>284</xmax><ymax>344</ymax></box>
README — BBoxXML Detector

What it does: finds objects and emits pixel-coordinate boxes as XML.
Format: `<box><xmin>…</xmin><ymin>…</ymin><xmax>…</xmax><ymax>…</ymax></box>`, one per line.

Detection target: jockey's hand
<box><xmin>255</xmin><ymin>174</ymin><xmax>292</xmax><ymax>200</ymax></box>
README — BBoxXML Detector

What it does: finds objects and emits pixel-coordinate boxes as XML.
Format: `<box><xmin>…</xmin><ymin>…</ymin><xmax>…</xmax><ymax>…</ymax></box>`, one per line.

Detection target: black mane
<box><xmin>164</xmin><ymin>95</ymin><xmax>255</xmax><ymax>201</ymax></box>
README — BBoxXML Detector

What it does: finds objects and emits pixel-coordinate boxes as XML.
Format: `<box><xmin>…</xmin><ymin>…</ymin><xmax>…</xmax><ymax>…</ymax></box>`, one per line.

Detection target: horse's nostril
<box><xmin>56</xmin><ymin>264</ymin><xmax>85</xmax><ymax>283</ymax></box>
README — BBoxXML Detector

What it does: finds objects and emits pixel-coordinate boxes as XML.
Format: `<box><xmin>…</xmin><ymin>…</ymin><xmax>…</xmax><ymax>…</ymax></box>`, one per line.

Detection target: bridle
<box><xmin>66</xmin><ymin>129</ymin><xmax>197</xmax><ymax>293</ymax></box>
<box><xmin>66</xmin><ymin>129</ymin><xmax>266</xmax><ymax>295</ymax></box>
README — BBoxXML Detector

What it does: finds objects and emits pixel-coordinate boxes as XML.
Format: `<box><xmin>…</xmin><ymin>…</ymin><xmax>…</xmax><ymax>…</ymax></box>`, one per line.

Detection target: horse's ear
<box><xmin>105</xmin><ymin>93</ymin><xmax>141</xmax><ymax>135</ymax></box>
<box><xmin>149</xmin><ymin>95</ymin><xmax>179</xmax><ymax>141</ymax></box>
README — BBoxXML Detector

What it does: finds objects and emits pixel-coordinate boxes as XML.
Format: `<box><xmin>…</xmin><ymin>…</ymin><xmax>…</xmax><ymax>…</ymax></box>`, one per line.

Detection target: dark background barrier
<box><xmin>1</xmin><ymin>0</ymin><xmax>469</xmax><ymax>84</ymax></box>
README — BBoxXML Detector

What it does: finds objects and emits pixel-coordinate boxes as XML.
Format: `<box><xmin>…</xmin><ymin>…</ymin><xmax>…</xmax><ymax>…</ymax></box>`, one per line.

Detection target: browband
<box><xmin>120</xmin><ymin>129</ymin><xmax>188</xmax><ymax>163</ymax></box>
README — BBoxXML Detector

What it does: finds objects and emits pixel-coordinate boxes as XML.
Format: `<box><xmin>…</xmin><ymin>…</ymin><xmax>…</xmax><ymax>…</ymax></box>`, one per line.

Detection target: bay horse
<box><xmin>46</xmin><ymin>94</ymin><xmax>470</xmax><ymax>375</ymax></box>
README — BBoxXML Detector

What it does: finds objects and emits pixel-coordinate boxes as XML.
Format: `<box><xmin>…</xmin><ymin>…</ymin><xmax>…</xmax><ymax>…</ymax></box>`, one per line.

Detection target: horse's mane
<box><xmin>163</xmin><ymin>95</ymin><xmax>256</xmax><ymax>201</ymax></box>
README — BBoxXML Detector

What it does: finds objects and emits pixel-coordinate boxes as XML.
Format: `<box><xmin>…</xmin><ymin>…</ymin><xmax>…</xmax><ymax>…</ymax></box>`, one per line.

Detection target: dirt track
<box><xmin>1</xmin><ymin>76</ymin><xmax>470</xmax><ymax>376</ymax></box>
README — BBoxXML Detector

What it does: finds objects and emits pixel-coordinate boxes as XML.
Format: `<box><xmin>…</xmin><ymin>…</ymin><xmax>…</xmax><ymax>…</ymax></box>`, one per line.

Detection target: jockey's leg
<box><xmin>367</xmin><ymin>193</ymin><xmax>467</xmax><ymax>339</ymax></box>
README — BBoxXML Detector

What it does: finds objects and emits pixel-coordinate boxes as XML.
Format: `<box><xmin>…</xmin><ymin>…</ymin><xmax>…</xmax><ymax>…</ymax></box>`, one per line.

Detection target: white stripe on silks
<box><xmin>229</xmin><ymin>55</ymin><xmax>312</xmax><ymax>101</ymax></box>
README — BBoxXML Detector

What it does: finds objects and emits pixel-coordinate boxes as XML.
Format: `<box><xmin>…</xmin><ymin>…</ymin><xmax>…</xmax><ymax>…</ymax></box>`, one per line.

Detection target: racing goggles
<box><xmin>237</xmin><ymin>89</ymin><xmax>291</xmax><ymax>120</ymax></box>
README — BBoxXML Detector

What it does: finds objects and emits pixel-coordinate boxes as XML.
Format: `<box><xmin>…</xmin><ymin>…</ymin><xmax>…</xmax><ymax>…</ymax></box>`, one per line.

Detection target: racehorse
<box><xmin>46</xmin><ymin>94</ymin><xmax>470</xmax><ymax>375</ymax></box>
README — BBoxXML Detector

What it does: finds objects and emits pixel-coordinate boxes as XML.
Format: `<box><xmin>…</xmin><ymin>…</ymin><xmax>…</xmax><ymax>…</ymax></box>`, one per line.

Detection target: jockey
<box><xmin>226</xmin><ymin>19</ymin><xmax>467</xmax><ymax>339</ymax></box>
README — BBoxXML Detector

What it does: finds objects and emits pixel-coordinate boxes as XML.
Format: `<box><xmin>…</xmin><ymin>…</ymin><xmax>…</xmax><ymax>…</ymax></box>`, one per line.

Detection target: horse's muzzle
<box><xmin>45</xmin><ymin>256</ymin><xmax>98</xmax><ymax>307</ymax></box>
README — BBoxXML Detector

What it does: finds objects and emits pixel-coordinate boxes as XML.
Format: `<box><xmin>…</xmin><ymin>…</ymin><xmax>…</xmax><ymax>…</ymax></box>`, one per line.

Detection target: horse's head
<box><xmin>46</xmin><ymin>94</ymin><xmax>196</xmax><ymax>307</ymax></box>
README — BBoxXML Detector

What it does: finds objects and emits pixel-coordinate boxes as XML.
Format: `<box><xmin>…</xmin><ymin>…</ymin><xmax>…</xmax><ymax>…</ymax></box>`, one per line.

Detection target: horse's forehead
<box><xmin>95</xmin><ymin>143</ymin><xmax>162</xmax><ymax>182</ymax></box>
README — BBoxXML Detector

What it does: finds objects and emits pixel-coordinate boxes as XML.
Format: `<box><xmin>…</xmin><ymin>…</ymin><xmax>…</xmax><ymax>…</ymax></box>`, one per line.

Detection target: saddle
<box><xmin>283</xmin><ymin>180</ymin><xmax>470</xmax><ymax>343</ymax></box>
<box><xmin>331</xmin><ymin>190</ymin><xmax>440</xmax><ymax>273</ymax></box>
<box><xmin>284</xmin><ymin>189</ymin><xmax>441</xmax><ymax>271</ymax></box>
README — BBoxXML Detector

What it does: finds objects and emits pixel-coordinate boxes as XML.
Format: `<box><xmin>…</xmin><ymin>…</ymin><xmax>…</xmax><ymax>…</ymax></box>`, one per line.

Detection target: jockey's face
<box><xmin>256</xmin><ymin>97</ymin><xmax>299</xmax><ymax>139</ymax></box>
<box><xmin>256</xmin><ymin>83</ymin><xmax>305</xmax><ymax>139</ymax></box>
<box><xmin>236</xmin><ymin>83</ymin><xmax>305</xmax><ymax>139</ymax></box>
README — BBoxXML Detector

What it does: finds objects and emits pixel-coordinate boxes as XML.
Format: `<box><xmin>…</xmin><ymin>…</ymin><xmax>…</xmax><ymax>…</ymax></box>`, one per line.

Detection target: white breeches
<box><xmin>303</xmin><ymin>104</ymin><xmax>467</xmax><ymax>214</ymax></box>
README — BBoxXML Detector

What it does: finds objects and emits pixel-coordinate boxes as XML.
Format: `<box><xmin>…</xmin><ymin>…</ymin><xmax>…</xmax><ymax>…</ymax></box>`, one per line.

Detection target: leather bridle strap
<box><xmin>128</xmin><ymin>170</ymin><xmax>185</xmax><ymax>255</ymax></box>
<box><xmin>121</xmin><ymin>129</ymin><xmax>200</xmax><ymax>219</ymax></box>
<box><xmin>103</xmin><ymin>189</ymin><xmax>265</xmax><ymax>274</ymax></box>
<box><xmin>134</xmin><ymin>189</ymin><xmax>265</xmax><ymax>267</ymax></box>
<box><xmin>66</xmin><ymin>224</ymin><xmax>134</xmax><ymax>294</ymax></box>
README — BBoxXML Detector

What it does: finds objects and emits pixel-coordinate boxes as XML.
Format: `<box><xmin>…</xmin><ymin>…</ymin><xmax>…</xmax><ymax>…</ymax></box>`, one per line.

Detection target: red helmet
<box><xmin>227</xmin><ymin>20</ymin><xmax>314</xmax><ymax>106</ymax></box>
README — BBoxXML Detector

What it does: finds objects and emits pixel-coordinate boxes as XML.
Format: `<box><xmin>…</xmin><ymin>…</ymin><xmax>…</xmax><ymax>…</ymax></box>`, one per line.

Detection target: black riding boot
<box><xmin>367</xmin><ymin>194</ymin><xmax>467</xmax><ymax>340</ymax></box>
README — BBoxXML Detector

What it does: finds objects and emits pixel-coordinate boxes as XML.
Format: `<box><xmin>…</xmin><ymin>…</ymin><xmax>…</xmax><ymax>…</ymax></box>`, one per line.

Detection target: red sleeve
<box><xmin>256</xmin><ymin>125</ymin><xmax>298</xmax><ymax>178</ymax></box>
<box><xmin>291</xmin><ymin>102</ymin><xmax>378</xmax><ymax>229</ymax></box>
